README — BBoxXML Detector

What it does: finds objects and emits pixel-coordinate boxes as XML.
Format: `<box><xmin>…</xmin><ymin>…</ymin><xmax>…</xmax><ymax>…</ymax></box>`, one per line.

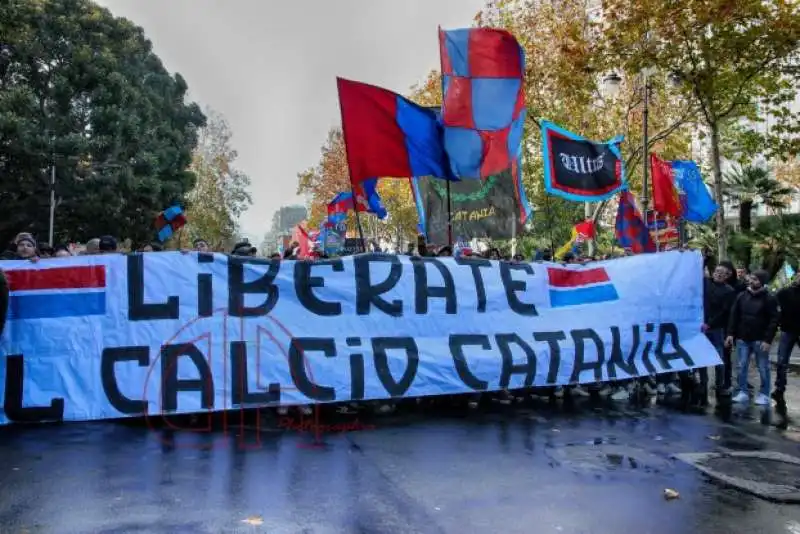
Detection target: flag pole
<box><xmin>438</xmin><ymin>26</ymin><xmax>454</xmax><ymax>249</ymax></box>
<box><xmin>336</xmin><ymin>78</ymin><xmax>367</xmax><ymax>253</ymax></box>
<box><xmin>544</xmin><ymin>193</ymin><xmax>556</xmax><ymax>259</ymax></box>
<box><xmin>446</xmin><ymin>180</ymin><xmax>453</xmax><ymax>248</ymax></box>
<box><xmin>349</xmin><ymin>182</ymin><xmax>367</xmax><ymax>253</ymax></box>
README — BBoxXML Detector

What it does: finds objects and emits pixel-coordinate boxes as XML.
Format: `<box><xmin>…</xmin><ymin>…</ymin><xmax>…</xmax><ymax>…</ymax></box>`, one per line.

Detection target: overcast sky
<box><xmin>94</xmin><ymin>0</ymin><xmax>485</xmax><ymax>242</ymax></box>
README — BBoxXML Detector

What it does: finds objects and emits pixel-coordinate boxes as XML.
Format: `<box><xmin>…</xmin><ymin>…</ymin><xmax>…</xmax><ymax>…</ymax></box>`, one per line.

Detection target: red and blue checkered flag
<box><xmin>155</xmin><ymin>205</ymin><xmax>187</xmax><ymax>243</ymax></box>
<box><xmin>439</xmin><ymin>27</ymin><xmax>525</xmax><ymax>179</ymax></box>
<box><xmin>615</xmin><ymin>191</ymin><xmax>655</xmax><ymax>254</ymax></box>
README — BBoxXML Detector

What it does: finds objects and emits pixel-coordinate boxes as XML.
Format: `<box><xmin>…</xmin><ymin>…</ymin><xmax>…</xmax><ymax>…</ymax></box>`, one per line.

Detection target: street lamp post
<box><xmin>601</xmin><ymin>67</ymin><xmax>657</xmax><ymax>212</ymax></box>
<box><xmin>48</xmin><ymin>158</ymin><xmax>55</xmax><ymax>246</ymax></box>
<box><xmin>47</xmin><ymin>158</ymin><xmax>122</xmax><ymax>245</ymax></box>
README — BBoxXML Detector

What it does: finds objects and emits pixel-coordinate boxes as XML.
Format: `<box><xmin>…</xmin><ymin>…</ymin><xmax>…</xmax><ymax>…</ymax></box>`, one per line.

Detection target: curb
<box><xmin>674</xmin><ymin>451</ymin><xmax>800</xmax><ymax>503</ymax></box>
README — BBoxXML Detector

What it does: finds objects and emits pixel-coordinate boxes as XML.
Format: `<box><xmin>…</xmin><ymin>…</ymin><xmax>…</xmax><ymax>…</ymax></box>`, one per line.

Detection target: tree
<box><xmin>296</xmin><ymin>128</ymin><xmax>350</xmax><ymax>227</ymax></box>
<box><xmin>179</xmin><ymin>109</ymin><xmax>252</xmax><ymax>250</ymax></box>
<box><xmin>600</xmin><ymin>0</ymin><xmax>800</xmax><ymax>260</ymax></box>
<box><xmin>723</xmin><ymin>164</ymin><xmax>793</xmax><ymax>267</ymax></box>
<box><xmin>752</xmin><ymin>214</ymin><xmax>800</xmax><ymax>279</ymax></box>
<box><xmin>476</xmin><ymin>0</ymin><xmax>695</xmax><ymax>253</ymax></box>
<box><xmin>296</xmin><ymin>127</ymin><xmax>422</xmax><ymax>248</ymax></box>
<box><xmin>0</xmin><ymin>0</ymin><xmax>206</xmax><ymax>245</ymax></box>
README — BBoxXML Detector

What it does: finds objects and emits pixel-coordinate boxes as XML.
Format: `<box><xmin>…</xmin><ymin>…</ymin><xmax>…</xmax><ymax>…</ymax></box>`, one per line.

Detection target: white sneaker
<box><xmin>277</xmin><ymin>406</ymin><xmax>289</xmax><ymax>416</ymax></box>
<box><xmin>666</xmin><ymin>383</ymin><xmax>682</xmax><ymax>395</ymax></box>
<box><xmin>597</xmin><ymin>385</ymin><xmax>613</xmax><ymax>397</ymax></box>
<box><xmin>732</xmin><ymin>391</ymin><xmax>749</xmax><ymax>404</ymax></box>
<box><xmin>754</xmin><ymin>393</ymin><xmax>770</xmax><ymax>406</ymax></box>
<box><xmin>299</xmin><ymin>405</ymin><xmax>313</xmax><ymax>416</ymax></box>
<box><xmin>656</xmin><ymin>383</ymin><xmax>666</xmax><ymax>395</ymax></box>
<box><xmin>610</xmin><ymin>387</ymin><xmax>630</xmax><ymax>401</ymax></box>
<box><xmin>553</xmin><ymin>387</ymin><xmax>564</xmax><ymax>399</ymax></box>
<box><xmin>376</xmin><ymin>403</ymin><xmax>394</xmax><ymax>414</ymax></box>
<box><xmin>571</xmin><ymin>386</ymin><xmax>590</xmax><ymax>397</ymax></box>
<box><xmin>467</xmin><ymin>400</ymin><xmax>479</xmax><ymax>409</ymax></box>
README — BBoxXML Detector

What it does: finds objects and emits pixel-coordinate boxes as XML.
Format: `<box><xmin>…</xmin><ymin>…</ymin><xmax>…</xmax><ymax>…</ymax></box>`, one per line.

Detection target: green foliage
<box><xmin>599</xmin><ymin>0</ymin><xmax>800</xmax><ymax>259</ymax></box>
<box><xmin>180</xmin><ymin>109</ymin><xmax>252</xmax><ymax>251</ymax></box>
<box><xmin>0</xmin><ymin>0</ymin><xmax>205</xmax><ymax>245</ymax></box>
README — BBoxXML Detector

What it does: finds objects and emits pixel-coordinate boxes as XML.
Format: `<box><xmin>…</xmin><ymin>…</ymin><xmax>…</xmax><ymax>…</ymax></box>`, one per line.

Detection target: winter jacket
<box><xmin>727</xmin><ymin>288</ymin><xmax>779</xmax><ymax>343</ymax></box>
<box><xmin>704</xmin><ymin>278</ymin><xmax>735</xmax><ymax>331</ymax></box>
<box><xmin>776</xmin><ymin>285</ymin><xmax>800</xmax><ymax>335</ymax></box>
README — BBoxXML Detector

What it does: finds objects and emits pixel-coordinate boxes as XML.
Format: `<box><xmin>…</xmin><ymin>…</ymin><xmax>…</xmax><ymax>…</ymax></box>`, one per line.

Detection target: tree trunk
<box><xmin>741</xmin><ymin>200</ymin><xmax>753</xmax><ymax>269</ymax></box>
<box><xmin>710</xmin><ymin>123</ymin><xmax>727</xmax><ymax>260</ymax></box>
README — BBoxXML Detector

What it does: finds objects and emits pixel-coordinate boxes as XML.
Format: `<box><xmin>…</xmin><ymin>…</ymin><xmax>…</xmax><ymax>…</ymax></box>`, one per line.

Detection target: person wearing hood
<box><xmin>774</xmin><ymin>273</ymin><xmax>800</xmax><ymax>403</ymax></box>
<box><xmin>726</xmin><ymin>270</ymin><xmax>779</xmax><ymax>405</ymax></box>
<box><xmin>231</xmin><ymin>241</ymin><xmax>257</xmax><ymax>257</ymax></box>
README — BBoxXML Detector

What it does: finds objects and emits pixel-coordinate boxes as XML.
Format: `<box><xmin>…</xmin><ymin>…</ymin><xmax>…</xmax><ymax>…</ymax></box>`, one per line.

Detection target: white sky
<box><xmin>94</xmin><ymin>0</ymin><xmax>486</xmax><ymax>241</ymax></box>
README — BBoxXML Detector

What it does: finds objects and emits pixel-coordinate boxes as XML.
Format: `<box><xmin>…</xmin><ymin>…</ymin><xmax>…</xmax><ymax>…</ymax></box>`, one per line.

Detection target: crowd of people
<box><xmin>0</xmin><ymin>230</ymin><xmax>796</xmax><ymax>417</ymax></box>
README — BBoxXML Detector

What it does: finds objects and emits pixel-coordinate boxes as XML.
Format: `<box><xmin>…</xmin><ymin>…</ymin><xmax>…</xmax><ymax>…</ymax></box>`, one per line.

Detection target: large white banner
<box><xmin>0</xmin><ymin>250</ymin><xmax>719</xmax><ymax>424</ymax></box>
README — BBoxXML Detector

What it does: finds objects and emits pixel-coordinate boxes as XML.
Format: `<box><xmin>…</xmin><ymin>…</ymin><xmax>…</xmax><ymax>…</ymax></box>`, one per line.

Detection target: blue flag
<box><xmin>671</xmin><ymin>160</ymin><xmax>717</xmax><ymax>223</ymax></box>
<box><xmin>360</xmin><ymin>178</ymin><xmax>388</xmax><ymax>220</ymax></box>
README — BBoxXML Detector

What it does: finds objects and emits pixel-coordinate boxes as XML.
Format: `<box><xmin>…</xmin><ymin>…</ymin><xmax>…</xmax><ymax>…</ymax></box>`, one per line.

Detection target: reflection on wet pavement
<box><xmin>0</xmin><ymin>387</ymin><xmax>797</xmax><ymax>533</ymax></box>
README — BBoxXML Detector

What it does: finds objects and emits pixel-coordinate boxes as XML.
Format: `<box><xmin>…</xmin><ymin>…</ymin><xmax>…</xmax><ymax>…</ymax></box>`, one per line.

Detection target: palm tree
<box><xmin>723</xmin><ymin>165</ymin><xmax>794</xmax><ymax>268</ymax></box>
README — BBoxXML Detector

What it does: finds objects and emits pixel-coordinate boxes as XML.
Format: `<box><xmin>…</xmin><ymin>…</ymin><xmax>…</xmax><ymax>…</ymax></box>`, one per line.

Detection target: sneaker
<box><xmin>467</xmin><ymin>400</ymin><xmax>479</xmax><ymax>410</ymax></box>
<box><xmin>277</xmin><ymin>406</ymin><xmax>289</xmax><ymax>416</ymax></box>
<box><xmin>571</xmin><ymin>386</ymin><xmax>590</xmax><ymax>397</ymax></box>
<box><xmin>597</xmin><ymin>385</ymin><xmax>613</xmax><ymax>397</ymax></box>
<box><xmin>656</xmin><ymin>383</ymin><xmax>666</xmax><ymax>395</ymax></box>
<box><xmin>754</xmin><ymin>393</ymin><xmax>770</xmax><ymax>406</ymax></box>
<box><xmin>553</xmin><ymin>387</ymin><xmax>565</xmax><ymax>399</ymax></box>
<box><xmin>666</xmin><ymin>383</ymin><xmax>682</xmax><ymax>395</ymax></box>
<box><xmin>610</xmin><ymin>387</ymin><xmax>630</xmax><ymax>401</ymax></box>
<box><xmin>732</xmin><ymin>391</ymin><xmax>749</xmax><ymax>404</ymax></box>
<box><xmin>641</xmin><ymin>382</ymin><xmax>657</xmax><ymax>396</ymax></box>
<box><xmin>299</xmin><ymin>405</ymin><xmax>313</xmax><ymax>416</ymax></box>
<box><xmin>376</xmin><ymin>403</ymin><xmax>394</xmax><ymax>414</ymax></box>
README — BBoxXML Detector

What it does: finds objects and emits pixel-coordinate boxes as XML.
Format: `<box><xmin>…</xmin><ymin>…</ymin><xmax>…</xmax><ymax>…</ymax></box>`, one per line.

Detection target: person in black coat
<box><xmin>702</xmin><ymin>264</ymin><xmax>736</xmax><ymax>400</ymax></box>
<box><xmin>774</xmin><ymin>274</ymin><xmax>800</xmax><ymax>402</ymax></box>
<box><xmin>726</xmin><ymin>270</ymin><xmax>779</xmax><ymax>405</ymax></box>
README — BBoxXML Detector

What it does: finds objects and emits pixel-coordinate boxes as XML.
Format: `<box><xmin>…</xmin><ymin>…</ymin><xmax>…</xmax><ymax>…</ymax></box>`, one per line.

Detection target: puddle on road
<box><xmin>546</xmin><ymin>443</ymin><xmax>672</xmax><ymax>476</ymax></box>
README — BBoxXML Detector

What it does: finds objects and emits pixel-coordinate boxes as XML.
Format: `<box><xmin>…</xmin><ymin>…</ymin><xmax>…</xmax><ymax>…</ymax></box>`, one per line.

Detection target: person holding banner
<box><xmin>702</xmin><ymin>264</ymin><xmax>736</xmax><ymax>403</ymax></box>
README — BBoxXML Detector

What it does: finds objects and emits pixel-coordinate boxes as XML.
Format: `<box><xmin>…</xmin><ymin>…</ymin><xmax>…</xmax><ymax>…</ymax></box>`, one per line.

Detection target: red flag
<box><xmin>650</xmin><ymin>154</ymin><xmax>682</xmax><ymax>217</ymax></box>
<box><xmin>574</xmin><ymin>220</ymin><xmax>596</xmax><ymax>240</ymax></box>
<box><xmin>292</xmin><ymin>224</ymin><xmax>312</xmax><ymax>258</ymax></box>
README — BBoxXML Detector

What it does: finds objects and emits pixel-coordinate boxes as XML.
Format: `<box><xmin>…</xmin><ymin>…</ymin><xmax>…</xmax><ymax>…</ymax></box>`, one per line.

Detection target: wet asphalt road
<box><xmin>1</xmin><ymin>378</ymin><xmax>799</xmax><ymax>534</ymax></box>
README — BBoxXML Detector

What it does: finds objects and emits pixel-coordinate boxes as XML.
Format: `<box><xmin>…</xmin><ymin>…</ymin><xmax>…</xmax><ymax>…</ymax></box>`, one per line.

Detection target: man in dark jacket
<box><xmin>774</xmin><ymin>274</ymin><xmax>800</xmax><ymax>402</ymax></box>
<box><xmin>702</xmin><ymin>264</ymin><xmax>736</xmax><ymax>400</ymax></box>
<box><xmin>726</xmin><ymin>270</ymin><xmax>779</xmax><ymax>405</ymax></box>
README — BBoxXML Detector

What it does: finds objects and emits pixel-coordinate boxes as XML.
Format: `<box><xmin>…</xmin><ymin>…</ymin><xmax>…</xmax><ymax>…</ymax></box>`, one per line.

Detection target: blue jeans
<box><xmin>775</xmin><ymin>332</ymin><xmax>799</xmax><ymax>393</ymax></box>
<box><xmin>736</xmin><ymin>341</ymin><xmax>770</xmax><ymax>397</ymax></box>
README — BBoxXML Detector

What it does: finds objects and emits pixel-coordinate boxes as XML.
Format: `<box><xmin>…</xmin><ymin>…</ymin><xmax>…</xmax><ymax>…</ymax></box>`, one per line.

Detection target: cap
<box><xmin>16</xmin><ymin>235</ymin><xmax>37</xmax><ymax>249</ymax></box>
<box><xmin>98</xmin><ymin>235</ymin><xmax>117</xmax><ymax>252</ymax></box>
